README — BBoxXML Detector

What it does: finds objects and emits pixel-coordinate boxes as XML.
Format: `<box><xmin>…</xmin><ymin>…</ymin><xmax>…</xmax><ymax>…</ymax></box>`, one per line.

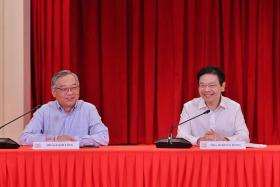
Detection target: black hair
<box><xmin>196</xmin><ymin>66</ymin><xmax>225</xmax><ymax>86</ymax></box>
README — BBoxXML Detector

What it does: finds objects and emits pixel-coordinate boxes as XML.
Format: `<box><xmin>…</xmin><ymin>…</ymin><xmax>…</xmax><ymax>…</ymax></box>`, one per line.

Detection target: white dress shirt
<box><xmin>176</xmin><ymin>96</ymin><xmax>249</xmax><ymax>145</ymax></box>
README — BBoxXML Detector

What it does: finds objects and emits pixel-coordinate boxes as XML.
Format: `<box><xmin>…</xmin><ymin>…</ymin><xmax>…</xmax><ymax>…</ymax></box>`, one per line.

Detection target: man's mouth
<box><xmin>66</xmin><ymin>97</ymin><xmax>75</xmax><ymax>101</ymax></box>
<box><xmin>203</xmin><ymin>94</ymin><xmax>214</xmax><ymax>98</ymax></box>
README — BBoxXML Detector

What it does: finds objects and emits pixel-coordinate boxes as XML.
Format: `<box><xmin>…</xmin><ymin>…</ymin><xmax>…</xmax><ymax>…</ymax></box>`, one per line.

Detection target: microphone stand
<box><xmin>0</xmin><ymin>105</ymin><xmax>41</xmax><ymax>149</ymax></box>
<box><xmin>155</xmin><ymin>110</ymin><xmax>210</xmax><ymax>148</ymax></box>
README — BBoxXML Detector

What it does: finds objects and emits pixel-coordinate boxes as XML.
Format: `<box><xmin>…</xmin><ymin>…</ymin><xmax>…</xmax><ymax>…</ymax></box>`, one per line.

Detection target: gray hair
<box><xmin>51</xmin><ymin>70</ymin><xmax>79</xmax><ymax>88</ymax></box>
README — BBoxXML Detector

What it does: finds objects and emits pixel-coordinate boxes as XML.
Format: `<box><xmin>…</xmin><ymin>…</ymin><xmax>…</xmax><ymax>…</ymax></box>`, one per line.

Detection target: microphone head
<box><xmin>35</xmin><ymin>105</ymin><xmax>42</xmax><ymax>110</ymax></box>
<box><xmin>204</xmin><ymin>109</ymin><xmax>210</xmax><ymax>114</ymax></box>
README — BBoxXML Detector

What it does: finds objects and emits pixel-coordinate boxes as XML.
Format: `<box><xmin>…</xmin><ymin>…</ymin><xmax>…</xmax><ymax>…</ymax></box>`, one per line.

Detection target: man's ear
<box><xmin>51</xmin><ymin>88</ymin><xmax>56</xmax><ymax>98</ymax></box>
<box><xmin>221</xmin><ymin>82</ymin><xmax>226</xmax><ymax>92</ymax></box>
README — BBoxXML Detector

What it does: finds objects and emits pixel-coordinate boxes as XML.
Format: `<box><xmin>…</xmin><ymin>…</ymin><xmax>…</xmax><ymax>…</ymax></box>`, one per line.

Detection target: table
<box><xmin>0</xmin><ymin>145</ymin><xmax>279</xmax><ymax>187</ymax></box>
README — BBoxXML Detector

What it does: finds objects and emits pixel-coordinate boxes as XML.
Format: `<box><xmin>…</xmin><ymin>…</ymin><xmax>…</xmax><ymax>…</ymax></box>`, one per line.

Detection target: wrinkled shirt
<box><xmin>176</xmin><ymin>96</ymin><xmax>249</xmax><ymax>145</ymax></box>
<box><xmin>20</xmin><ymin>100</ymin><xmax>109</xmax><ymax>147</ymax></box>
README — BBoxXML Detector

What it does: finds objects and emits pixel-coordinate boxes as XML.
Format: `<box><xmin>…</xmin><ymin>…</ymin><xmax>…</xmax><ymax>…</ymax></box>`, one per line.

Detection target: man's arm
<box><xmin>226</xmin><ymin>106</ymin><xmax>250</xmax><ymax>143</ymax></box>
<box><xmin>76</xmin><ymin>106</ymin><xmax>109</xmax><ymax>147</ymax></box>
<box><xmin>176</xmin><ymin>105</ymin><xmax>200</xmax><ymax>145</ymax></box>
<box><xmin>78</xmin><ymin>125</ymin><xmax>109</xmax><ymax>147</ymax></box>
<box><xmin>19</xmin><ymin>108</ymin><xmax>56</xmax><ymax>145</ymax></box>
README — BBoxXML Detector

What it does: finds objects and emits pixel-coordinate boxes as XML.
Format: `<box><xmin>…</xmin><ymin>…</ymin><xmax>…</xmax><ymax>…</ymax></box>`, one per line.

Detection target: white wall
<box><xmin>0</xmin><ymin>0</ymin><xmax>30</xmax><ymax>142</ymax></box>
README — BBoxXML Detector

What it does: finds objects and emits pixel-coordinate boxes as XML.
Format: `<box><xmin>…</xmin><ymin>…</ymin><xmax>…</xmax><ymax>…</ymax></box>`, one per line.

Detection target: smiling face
<box><xmin>198</xmin><ymin>73</ymin><xmax>225</xmax><ymax>109</ymax></box>
<box><xmin>51</xmin><ymin>74</ymin><xmax>80</xmax><ymax>112</ymax></box>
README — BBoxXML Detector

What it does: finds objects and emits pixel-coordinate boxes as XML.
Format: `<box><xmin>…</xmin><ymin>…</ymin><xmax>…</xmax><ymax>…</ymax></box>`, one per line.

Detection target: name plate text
<box><xmin>200</xmin><ymin>141</ymin><xmax>246</xmax><ymax>150</ymax></box>
<box><xmin>33</xmin><ymin>141</ymin><xmax>80</xmax><ymax>150</ymax></box>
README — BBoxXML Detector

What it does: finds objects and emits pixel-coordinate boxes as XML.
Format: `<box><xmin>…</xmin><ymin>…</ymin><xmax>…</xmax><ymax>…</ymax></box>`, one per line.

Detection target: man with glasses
<box><xmin>176</xmin><ymin>66</ymin><xmax>249</xmax><ymax>145</ymax></box>
<box><xmin>20</xmin><ymin>70</ymin><xmax>109</xmax><ymax>147</ymax></box>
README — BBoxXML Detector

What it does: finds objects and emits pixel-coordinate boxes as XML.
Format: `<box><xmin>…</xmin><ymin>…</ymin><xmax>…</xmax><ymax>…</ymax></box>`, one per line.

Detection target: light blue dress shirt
<box><xmin>20</xmin><ymin>100</ymin><xmax>109</xmax><ymax>147</ymax></box>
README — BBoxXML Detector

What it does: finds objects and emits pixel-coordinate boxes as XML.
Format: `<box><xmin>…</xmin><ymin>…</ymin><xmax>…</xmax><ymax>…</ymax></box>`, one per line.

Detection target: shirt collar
<box><xmin>198</xmin><ymin>98</ymin><xmax>208</xmax><ymax>109</ymax></box>
<box><xmin>55</xmin><ymin>100</ymin><xmax>79</xmax><ymax>112</ymax></box>
<box><xmin>198</xmin><ymin>96</ymin><xmax>227</xmax><ymax>110</ymax></box>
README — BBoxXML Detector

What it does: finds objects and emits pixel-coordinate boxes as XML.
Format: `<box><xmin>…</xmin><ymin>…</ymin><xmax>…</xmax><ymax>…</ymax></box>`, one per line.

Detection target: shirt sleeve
<box><xmin>19</xmin><ymin>108</ymin><xmax>56</xmax><ymax>145</ymax></box>
<box><xmin>226</xmin><ymin>106</ymin><xmax>250</xmax><ymax>143</ymax></box>
<box><xmin>78</xmin><ymin>106</ymin><xmax>109</xmax><ymax>147</ymax></box>
<box><xmin>176</xmin><ymin>105</ymin><xmax>200</xmax><ymax>145</ymax></box>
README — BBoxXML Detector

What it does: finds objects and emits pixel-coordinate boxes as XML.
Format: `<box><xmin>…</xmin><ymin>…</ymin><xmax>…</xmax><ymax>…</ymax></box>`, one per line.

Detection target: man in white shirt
<box><xmin>176</xmin><ymin>66</ymin><xmax>249</xmax><ymax>145</ymax></box>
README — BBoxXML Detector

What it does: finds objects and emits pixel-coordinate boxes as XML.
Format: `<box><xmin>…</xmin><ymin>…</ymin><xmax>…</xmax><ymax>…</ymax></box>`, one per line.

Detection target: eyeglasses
<box><xmin>199</xmin><ymin>83</ymin><xmax>218</xmax><ymax>89</ymax></box>
<box><xmin>55</xmin><ymin>86</ymin><xmax>79</xmax><ymax>94</ymax></box>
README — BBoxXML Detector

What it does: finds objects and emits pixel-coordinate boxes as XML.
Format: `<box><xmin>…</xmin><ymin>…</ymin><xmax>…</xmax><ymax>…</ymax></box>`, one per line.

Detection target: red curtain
<box><xmin>31</xmin><ymin>0</ymin><xmax>280</xmax><ymax>144</ymax></box>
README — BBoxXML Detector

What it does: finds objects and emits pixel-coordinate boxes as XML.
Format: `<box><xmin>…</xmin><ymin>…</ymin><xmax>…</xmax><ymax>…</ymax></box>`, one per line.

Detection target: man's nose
<box><xmin>204</xmin><ymin>86</ymin><xmax>211</xmax><ymax>91</ymax></box>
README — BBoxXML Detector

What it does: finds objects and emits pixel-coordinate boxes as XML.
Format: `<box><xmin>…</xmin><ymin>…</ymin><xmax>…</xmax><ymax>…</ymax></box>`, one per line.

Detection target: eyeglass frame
<box><xmin>198</xmin><ymin>83</ymin><xmax>219</xmax><ymax>89</ymax></box>
<box><xmin>54</xmin><ymin>85</ymin><xmax>80</xmax><ymax>94</ymax></box>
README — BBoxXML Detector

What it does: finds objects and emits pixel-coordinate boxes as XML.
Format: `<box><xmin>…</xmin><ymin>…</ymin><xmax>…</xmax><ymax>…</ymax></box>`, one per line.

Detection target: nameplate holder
<box><xmin>32</xmin><ymin>141</ymin><xmax>80</xmax><ymax>150</ymax></box>
<box><xmin>200</xmin><ymin>141</ymin><xmax>246</xmax><ymax>150</ymax></box>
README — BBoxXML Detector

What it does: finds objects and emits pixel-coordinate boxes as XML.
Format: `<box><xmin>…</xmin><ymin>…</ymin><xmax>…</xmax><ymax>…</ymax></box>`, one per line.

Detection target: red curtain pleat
<box><xmin>31</xmin><ymin>0</ymin><xmax>280</xmax><ymax>144</ymax></box>
<box><xmin>1</xmin><ymin>147</ymin><xmax>280</xmax><ymax>186</ymax></box>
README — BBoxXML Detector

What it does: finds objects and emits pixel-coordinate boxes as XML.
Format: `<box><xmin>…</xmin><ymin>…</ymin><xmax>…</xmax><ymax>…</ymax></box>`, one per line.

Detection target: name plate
<box><xmin>200</xmin><ymin>141</ymin><xmax>246</xmax><ymax>150</ymax></box>
<box><xmin>32</xmin><ymin>141</ymin><xmax>80</xmax><ymax>150</ymax></box>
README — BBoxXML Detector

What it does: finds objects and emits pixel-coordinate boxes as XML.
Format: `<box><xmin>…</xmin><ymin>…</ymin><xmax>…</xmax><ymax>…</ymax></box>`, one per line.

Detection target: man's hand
<box><xmin>56</xmin><ymin>135</ymin><xmax>75</xmax><ymax>141</ymax></box>
<box><xmin>197</xmin><ymin>129</ymin><xmax>228</xmax><ymax>145</ymax></box>
<box><xmin>197</xmin><ymin>134</ymin><xmax>214</xmax><ymax>145</ymax></box>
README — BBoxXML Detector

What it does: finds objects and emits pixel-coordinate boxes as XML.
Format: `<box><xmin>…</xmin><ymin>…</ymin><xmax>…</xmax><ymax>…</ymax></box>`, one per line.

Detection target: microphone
<box><xmin>0</xmin><ymin>105</ymin><xmax>41</xmax><ymax>149</ymax></box>
<box><xmin>155</xmin><ymin>109</ymin><xmax>210</xmax><ymax>148</ymax></box>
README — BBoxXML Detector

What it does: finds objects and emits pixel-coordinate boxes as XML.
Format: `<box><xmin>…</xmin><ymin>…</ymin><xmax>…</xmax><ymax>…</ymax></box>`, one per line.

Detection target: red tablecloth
<box><xmin>0</xmin><ymin>145</ymin><xmax>279</xmax><ymax>187</ymax></box>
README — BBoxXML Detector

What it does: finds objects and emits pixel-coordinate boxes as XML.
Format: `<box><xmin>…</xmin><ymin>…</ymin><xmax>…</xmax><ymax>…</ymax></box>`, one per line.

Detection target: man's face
<box><xmin>52</xmin><ymin>74</ymin><xmax>80</xmax><ymax>110</ymax></box>
<box><xmin>198</xmin><ymin>73</ymin><xmax>225</xmax><ymax>106</ymax></box>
